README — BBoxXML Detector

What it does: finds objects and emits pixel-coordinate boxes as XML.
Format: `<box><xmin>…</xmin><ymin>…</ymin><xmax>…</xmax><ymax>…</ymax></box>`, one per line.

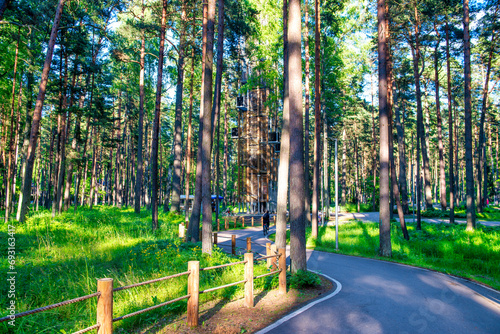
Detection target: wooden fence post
<box><xmin>231</xmin><ymin>235</ymin><xmax>236</xmax><ymax>255</ymax></box>
<box><xmin>213</xmin><ymin>232</ymin><xmax>218</xmax><ymax>245</ymax></box>
<box><xmin>234</xmin><ymin>217</ymin><xmax>237</xmax><ymax>229</ymax></box>
<box><xmin>217</xmin><ymin>219</ymin><xmax>220</xmax><ymax>231</ymax></box>
<box><xmin>252</xmin><ymin>217</ymin><xmax>254</xmax><ymax>227</ymax></box>
<box><xmin>97</xmin><ymin>278</ymin><xmax>113</xmax><ymax>334</ymax></box>
<box><xmin>187</xmin><ymin>261</ymin><xmax>200</xmax><ymax>327</ymax></box>
<box><xmin>266</xmin><ymin>243</ymin><xmax>271</xmax><ymax>268</ymax></box>
<box><xmin>271</xmin><ymin>245</ymin><xmax>277</xmax><ymax>270</ymax></box>
<box><xmin>246</xmin><ymin>237</ymin><xmax>251</xmax><ymax>252</ymax></box>
<box><xmin>179</xmin><ymin>223</ymin><xmax>185</xmax><ymax>239</ymax></box>
<box><xmin>242</xmin><ymin>217</ymin><xmax>245</xmax><ymax>228</ymax></box>
<box><xmin>278</xmin><ymin>248</ymin><xmax>286</xmax><ymax>294</ymax></box>
<box><xmin>225</xmin><ymin>218</ymin><xmax>228</xmax><ymax>230</ymax></box>
<box><xmin>244</xmin><ymin>252</ymin><xmax>254</xmax><ymax>308</ymax></box>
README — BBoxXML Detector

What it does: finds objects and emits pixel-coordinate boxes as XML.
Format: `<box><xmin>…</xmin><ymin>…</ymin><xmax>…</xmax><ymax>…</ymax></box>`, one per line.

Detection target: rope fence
<box><xmin>1</xmin><ymin>235</ymin><xmax>286</xmax><ymax>334</ymax></box>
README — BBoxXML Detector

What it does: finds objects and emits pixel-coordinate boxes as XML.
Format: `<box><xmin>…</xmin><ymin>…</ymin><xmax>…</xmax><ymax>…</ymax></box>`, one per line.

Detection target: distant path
<box><xmin>216</xmin><ymin>226</ymin><xmax>500</xmax><ymax>334</ymax></box>
<box><xmin>329</xmin><ymin>211</ymin><xmax>500</xmax><ymax>227</ymax></box>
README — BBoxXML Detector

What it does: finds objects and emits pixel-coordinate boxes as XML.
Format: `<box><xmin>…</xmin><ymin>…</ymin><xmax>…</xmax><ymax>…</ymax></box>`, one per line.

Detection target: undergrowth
<box><xmin>0</xmin><ymin>206</ymin><xmax>271</xmax><ymax>333</ymax></box>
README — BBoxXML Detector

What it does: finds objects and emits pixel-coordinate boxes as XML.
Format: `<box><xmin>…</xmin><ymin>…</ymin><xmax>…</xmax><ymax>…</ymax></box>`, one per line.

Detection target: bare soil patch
<box><xmin>137</xmin><ymin>276</ymin><xmax>334</xmax><ymax>334</ymax></box>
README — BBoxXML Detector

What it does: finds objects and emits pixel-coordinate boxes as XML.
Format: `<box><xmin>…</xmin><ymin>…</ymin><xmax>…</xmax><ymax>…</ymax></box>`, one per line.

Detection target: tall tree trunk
<box><xmin>395</xmin><ymin>101</ymin><xmax>409</xmax><ymax>214</ymax></box>
<box><xmin>4</xmin><ymin>28</ymin><xmax>19</xmax><ymax>222</ymax></box>
<box><xmin>289</xmin><ymin>0</ymin><xmax>306</xmax><ymax>273</ymax></box>
<box><xmin>434</xmin><ymin>31</ymin><xmax>447</xmax><ymax>211</ymax></box>
<box><xmin>371</xmin><ymin>74</ymin><xmax>377</xmax><ymax>211</ymax></box>
<box><xmin>211</xmin><ymin>0</ymin><xmax>225</xmax><ymax>225</ymax></box>
<box><xmin>17</xmin><ymin>0</ymin><xmax>66</xmax><ymax>222</ymax></box>
<box><xmin>113</xmin><ymin>92</ymin><xmax>122</xmax><ymax>206</ymax></box>
<box><xmin>354</xmin><ymin>130</ymin><xmax>360</xmax><ymax>212</ymax></box>
<box><xmin>187</xmin><ymin>2</ymin><xmax>208</xmax><ymax>242</ymax></box>
<box><xmin>223</xmin><ymin>83</ymin><xmax>229</xmax><ymax>206</ymax></box>
<box><xmin>54</xmin><ymin>48</ymin><xmax>69</xmax><ymax>215</ymax></box>
<box><xmin>445</xmin><ymin>20</ymin><xmax>455</xmax><ymax>223</ymax></box>
<box><xmin>200</xmin><ymin>0</ymin><xmax>216</xmax><ymax>254</ymax></box>
<box><xmin>410</xmin><ymin>14</ymin><xmax>433</xmax><ymax>211</ymax></box>
<box><xmin>341</xmin><ymin>128</ymin><xmax>346</xmax><ymax>206</ymax></box>
<box><xmin>463</xmin><ymin>0</ymin><xmax>475</xmax><ymax>230</ymax></box>
<box><xmin>304</xmin><ymin>0</ymin><xmax>311</xmax><ymax>225</ymax></box>
<box><xmin>135</xmin><ymin>4</ymin><xmax>146</xmax><ymax>214</ymax></box>
<box><xmin>184</xmin><ymin>48</ymin><xmax>196</xmax><ymax>221</ymax></box>
<box><xmin>477</xmin><ymin>18</ymin><xmax>497</xmax><ymax>212</ymax></box>
<box><xmin>311</xmin><ymin>0</ymin><xmax>321</xmax><ymax>239</ymax></box>
<box><xmin>378</xmin><ymin>0</ymin><xmax>391</xmax><ymax>257</ymax></box>
<box><xmin>151</xmin><ymin>0</ymin><xmax>167</xmax><ymax>230</ymax></box>
<box><xmin>171</xmin><ymin>0</ymin><xmax>188</xmax><ymax>213</ymax></box>
<box><xmin>386</xmin><ymin>16</ymin><xmax>408</xmax><ymax>239</ymax></box>
<box><xmin>323</xmin><ymin>105</ymin><xmax>329</xmax><ymax>220</ymax></box>
<box><xmin>183</xmin><ymin>52</ymin><xmax>196</xmax><ymax>221</ymax></box>
<box><xmin>275</xmin><ymin>0</ymin><xmax>290</xmax><ymax>250</ymax></box>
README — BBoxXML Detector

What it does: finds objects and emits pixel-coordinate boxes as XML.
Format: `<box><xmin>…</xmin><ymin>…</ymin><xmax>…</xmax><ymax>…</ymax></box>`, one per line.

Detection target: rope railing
<box><xmin>200</xmin><ymin>260</ymin><xmax>247</xmax><ymax>271</ymax></box>
<box><xmin>200</xmin><ymin>279</ymin><xmax>248</xmax><ymax>294</ymax></box>
<box><xmin>0</xmin><ymin>292</ymin><xmax>101</xmax><ymax>323</ymax></box>
<box><xmin>3</xmin><ymin>235</ymin><xmax>286</xmax><ymax>334</ymax></box>
<box><xmin>113</xmin><ymin>294</ymin><xmax>191</xmax><ymax>322</ymax></box>
<box><xmin>113</xmin><ymin>271</ymin><xmax>190</xmax><ymax>292</ymax></box>
<box><xmin>254</xmin><ymin>269</ymin><xmax>282</xmax><ymax>280</ymax></box>
<box><xmin>255</xmin><ymin>254</ymin><xmax>281</xmax><ymax>261</ymax></box>
<box><xmin>71</xmin><ymin>323</ymin><xmax>101</xmax><ymax>334</ymax></box>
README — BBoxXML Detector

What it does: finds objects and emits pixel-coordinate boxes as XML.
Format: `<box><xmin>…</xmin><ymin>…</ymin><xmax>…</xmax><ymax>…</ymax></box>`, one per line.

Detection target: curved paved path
<box><xmin>332</xmin><ymin>211</ymin><xmax>500</xmax><ymax>227</ymax></box>
<box><xmin>216</xmin><ymin>225</ymin><xmax>500</xmax><ymax>334</ymax></box>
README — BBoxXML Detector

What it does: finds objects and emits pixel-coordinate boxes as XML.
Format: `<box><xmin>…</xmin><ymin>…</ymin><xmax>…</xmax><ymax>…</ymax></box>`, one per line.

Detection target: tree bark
<box><xmin>434</xmin><ymin>31</ymin><xmax>447</xmax><ymax>211</ymax></box>
<box><xmin>200</xmin><ymin>0</ymin><xmax>216</xmax><ymax>254</ymax></box>
<box><xmin>378</xmin><ymin>0</ymin><xmax>391</xmax><ymax>257</ymax></box>
<box><xmin>184</xmin><ymin>48</ymin><xmax>196</xmax><ymax>222</ymax></box>
<box><xmin>135</xmin><ymin>4</ymin><xmax>146</xmax><ymax>214</ymax></box>
<box><xmin>311</xmin><ymin>0</ymin><xmax>321</xmax><ymax>239</ymax></box>
<box><xmin>187</xmin><ymin>2</ymin><xmax>208</xmax><ymax>242</ymax></box>
<box><xmin>170</xmin><ymin>0</ymin><xmax>188</xmax><ymax>213</ymax></box>
<box><xmin>445</xmin><ymin>20</ymin><xmax>455</xmax><ymax>224</ymax></box>
<box><xmin>17</xmin><ymin>0</ymin><xmax>66</xmax><ymax>222</ymax></box>
<box><xmin>54</xmin><ymin>48</ymin><xmax>69</xmax><ymax>215</ymax></box>
<box><xmin>304</xmin><ymin>0</ymin><xmax>311</xmax><ymax>226</ymax></box>
<box><xmin>341</xmin><ymin>128</ymin><xmax>346</xmax><ymax>206</ymax></box>
<box><xmin>4</xmin><ymin>28</ymin><xmax>19</xmax><ymax>222</ymax></box>
<box><xmin>289</xmin><ymin>0</ymin><xmax>306</xmax><ymax>273</ymax></box>
<box><xmin>476</xmin><ymin>17</ymin><xmax>497</xmax><ymax>212</ymax></box>
<box><xmin>395</xmin><ymin>101</ymin><xmax>409</xmax><ymax>214</ymax></box>
<box><xmin>211</xmin><ymin>0</ymin><xmax>225</xmax><ymax>225</ymax></box>
<box><xmin>275</xmin><ymin>0</ymin><xmax>290</xmax><ymax>250</ymax></box>
<box><xmin>463</xmin><ymin>0</ymin><xmax>475</xmax><ymax>230</ymax></box>
<box><xmin>151</xmin><ymin>0</ymin><xmax>168</xmax><ymax>230</ymax></box>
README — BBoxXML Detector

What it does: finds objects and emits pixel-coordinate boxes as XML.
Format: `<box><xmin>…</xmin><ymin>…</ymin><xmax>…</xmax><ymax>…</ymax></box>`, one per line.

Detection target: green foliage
<box><xmin>0</xmin><ymin>207</ymin><xmax>270</xmax><ymax>333</ymax></box>
<box><xmin>289</xmin><ymin>270</ymin><xmax>321</xmax><ymax>289</ymax></box>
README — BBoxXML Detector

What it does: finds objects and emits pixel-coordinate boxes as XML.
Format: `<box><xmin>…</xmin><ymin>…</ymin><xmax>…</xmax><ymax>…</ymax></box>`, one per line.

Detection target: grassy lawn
<box><xmin>0</xmin><ymin>207</ymin><xmax>273</xmax><ymax>333</ymax></box>
<box><xmin>270</xmin><ymin>221</ymin><xmax>500</xmax><ymax>291</ymax></box>
<box><xmin>419</xmin><ymin>205</ymin><xmax>500</xmax><ymax>221</ymax></box>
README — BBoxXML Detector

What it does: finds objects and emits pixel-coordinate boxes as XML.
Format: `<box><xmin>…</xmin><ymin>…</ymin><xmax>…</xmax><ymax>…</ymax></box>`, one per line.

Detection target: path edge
<box><xmin>254</xmin><ymin>271</ymin><xmax>342</xmax><ymax>334</ymax></box>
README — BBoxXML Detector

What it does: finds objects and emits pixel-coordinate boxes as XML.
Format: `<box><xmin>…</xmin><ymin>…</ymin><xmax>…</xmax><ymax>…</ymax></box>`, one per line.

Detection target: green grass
<box><xmin>0</xmin><ymin>206</ymin><xmax>272</xmax><ymax>333</ymax></box>
<box><xmin>339</xmin><ymin>203</ymin><xmax>377</xmax><ymax>213</ymax></box>
<box><xmin>420</xmin><ymin>205</ymin><xmax>500</xmax><ymax>221</ymax></box>
<box><xmin>270</xmin><ymin>221</ymin><xmax>500</xmax><ymax>291</ymax></box>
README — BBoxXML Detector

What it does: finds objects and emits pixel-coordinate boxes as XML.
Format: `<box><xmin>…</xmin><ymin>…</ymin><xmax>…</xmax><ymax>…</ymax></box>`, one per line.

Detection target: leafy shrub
<box><xmin>289</xmin><ymin>270</ymin><xmax>321</xmax><ymax>289</ymax></box>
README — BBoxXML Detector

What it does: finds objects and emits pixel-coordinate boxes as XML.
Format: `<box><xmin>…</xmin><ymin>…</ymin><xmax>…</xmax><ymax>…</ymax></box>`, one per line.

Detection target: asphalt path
<box><xmin>331</xmin><ymin>211</ymin><xmax>500</xmax><ymax>227</ymax></box>
<box><xmin>216</xmin><ymin>224</ymin><xmax>500</xmax><ymax>334</ymax></box>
